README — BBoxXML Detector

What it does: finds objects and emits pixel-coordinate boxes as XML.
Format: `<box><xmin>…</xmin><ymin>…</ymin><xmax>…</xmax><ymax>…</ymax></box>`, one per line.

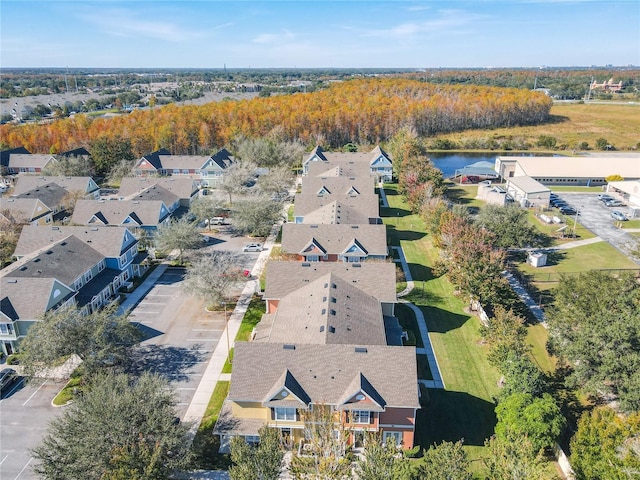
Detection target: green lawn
<box><xmin>623</xmin><ymin>219</ymin><xmax>640</xmax><ymax>229</ymax></box>
<box><xmin>190</xmin><ymin>381</ymin><xmax>231</xmax><ymax>469</ymax></box>
<box><xmin>383</xmin><ymin>186</ymin><xmax>501</xmax><ymax>474</ymax></box>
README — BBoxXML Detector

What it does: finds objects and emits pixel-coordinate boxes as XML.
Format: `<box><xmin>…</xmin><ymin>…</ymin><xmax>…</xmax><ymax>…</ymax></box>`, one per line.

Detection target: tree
<box><xmin>605</xmin><ymin>173</ymin><xmax>624</xmax><ymax>182</ymax></box>
<box><xmin>418</xmin><ymin>440</ymin><xmax>472</xmax><ymax>480</ymax></box>
<box><xmin>43</xmin><ymin>154</ymin><xmax>94</xmax><ymax>176</ymax></box>
<box><xmin>476</xmin><ymin>204</ymin><xmax>541</xmax><ymax>249</ymax></box>
<box><xmin>570</xmin><ymin>406</ymin><xmax>640</xmax><ymax>480</ymax></box>
<box><xmin>189</xmin><ymin>196</ymin><xmax>225</xmax><ymax>231</ymax></box>
<box><xmin>89</xmin><ymin>136</ymin><xmax>135</xmax><ymax>177</ymax></box>
<box><xmin>154</xmin><ymin>217</ymin><xmax>203</xmax><ymax>264</ymax></box>
<box><xmin>483</xmin><ymin>435</ymin><xmax>552</xmax><ymax>480</ymax></box>
<box><xmin>0</xmin><ymin>209</ymin><xmax>27</xmax><ymax>267</ymax></box>
<box><xmin>480</xmin><ymin>305</ymin><xmax>529</xmax><ymax>369</ymax></box>
<box><xmin>232</xmin><ymin>196</ymin><xmax>283</xmax><ymax>237</ymax></box>
<box><xmin>546</xmin><ymin>271</ymin><xmax>640</xmax><ymax>411</ymax></box>
<box><xmin>220</xmin><ymin>161</ymin><xmax>257</xmax><ymax>205</ymax></box>
<box><xmin>19</xmin><ymin>303</ymin><xmax>140</xmax><ymax>378</ymax></box>
<box><xmin>106</xmin><ymin>159</ymin><xmax>135</xmax><ymax>186</ymax></box>
<box><xmin>182</xmin><ymin>251</ymin><xmax>246</xmax><ymax>306</ymax></box>
<box><xmin>595</xmin><ymin>137</ymin><xmax>610</xmax><ymax>150</ymax></box>
<box><xmin>354</xmin><ymin>433</ymin><xmax>409</xmax><ymax>480</ymax></box>
<box><xmin>60</xmin><ymin>189</ymin><xmax>86</xmax><ymax>216</ymax></box>
<box><xmin>289</xmin><ymin>405</ymin><xmax>351</xmax><ymax>480</ymax></box>
<box><xmin>32</xmin><ymin>372</ymin><xmax>191</xmax><ymax>480</ymax></box>
<box><xmin>495</xmin><ymin>392</ymin><xmax>564</xmax><ymax>453</ymax></box>
<box><xmin>229</xmin><ymin>426</ymin><xmax>284</xmax><ymax>480</ymax></box>
<box><xmin>256</xmin><ymin>164</ymin><xmax>294</xmax><ymax>197</ymax></box>
<box><xmin>498</xmin><ymin>352</ymin><xmax>548</xmax><ymax>399</ymax></box>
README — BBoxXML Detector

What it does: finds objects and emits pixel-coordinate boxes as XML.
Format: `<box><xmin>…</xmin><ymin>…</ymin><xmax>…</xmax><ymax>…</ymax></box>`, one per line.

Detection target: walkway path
<box><xmin>392</xmin><ymin>246</ymin><xmax>445</xmax><ymax>389</ymax></box>
<box><xmin>549</xmin><ymin>236</ymin><xmax>603</xmax><ymax>250</ymax></box>
<box><xmin>378</xmin><ymin>182</ymin><xmax>389</xmax><ymax>208</ymax></box>
<box><xmin>502</xmin><ymin>271</ymin><xmax>547</xmax><ymax>326</ymax></box>
<box><xmin>182</xmin><ymin>218</ymin><xmax>284</xmax><ymax>435</ymax></box>
<box><xmin>117</xmin><ymin>263</ymin><xmax>168</xmax><ymax>316</ymax></box>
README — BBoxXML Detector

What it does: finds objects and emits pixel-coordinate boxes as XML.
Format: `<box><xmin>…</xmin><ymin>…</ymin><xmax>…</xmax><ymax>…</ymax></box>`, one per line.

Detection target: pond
<box><xmin>429</xmin><ymin>152</ymin><xmax>538</xmax><ymax>178</ymax></box>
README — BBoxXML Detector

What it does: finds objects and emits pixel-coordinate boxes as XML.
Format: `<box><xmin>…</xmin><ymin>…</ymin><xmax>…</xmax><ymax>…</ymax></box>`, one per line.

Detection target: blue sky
<box><xmin>1</xmin><ymin>1</ymin><xmax>638</xmax><ymax>68</ymax></box>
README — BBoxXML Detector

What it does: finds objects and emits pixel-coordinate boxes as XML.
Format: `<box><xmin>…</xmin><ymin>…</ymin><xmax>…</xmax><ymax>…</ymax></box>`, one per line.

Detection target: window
<box><xmin>119</xmin><ymin>254</ymin><xmax>127</xmax><ymax>267</ymax></box>
<box><xmin>306</xmin><ymin>255</ymin><xmax>319</xmax><ymax>262</ymax></box>
<box><xmin>0</xmin><ymin>323</ymin><xmax>13</xmax><ymax>335</ymax></box>
<box><xmin>98</xmin><ymin>260</ymin><xmax>105</xmax><ymax>272</ymax></box>
<box><xmin>274</xmin><ymin>407</ymin><xmax>297</xmax><ymax>421</ymax></box>
<box><xmin>84</xmin><ymin>271</ymin><xmax>93</xmax><ymax>283</ymax></box>
<box><xmin>351</xmin><ymin>410</ymin><xmax>370</xmax><ymax>424</ymax></box>
<box><xmin>383</xmin><ymin>431</ymin><xmax>403</xmax><ymax>446</ymax></box>
<box><xmin>245</xmin><ymin>435</ymin><xmax>260</xmax><ymax>445</ymax></box>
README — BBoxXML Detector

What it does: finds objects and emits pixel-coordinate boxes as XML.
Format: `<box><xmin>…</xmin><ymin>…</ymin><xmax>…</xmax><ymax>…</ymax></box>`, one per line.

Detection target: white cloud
<box><xmin>76</xmin><ymin>6</ymin><xmax>215</xmax><ymax>42</ymax></box>
<box><xmin>252</xmin><ymin>30</ymin><xmax>296</xmax><ymax>44</ymax></box>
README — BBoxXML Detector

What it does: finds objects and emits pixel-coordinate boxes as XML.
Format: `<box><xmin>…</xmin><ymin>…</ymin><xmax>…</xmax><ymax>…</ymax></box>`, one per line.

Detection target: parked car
<box><xmin>0</xmin><ymin>368</ymin><xmax>19</xmax><ymax>393</ymax></box>
<box><xmin>242</xmin><ymin>243</ymin><xmax>262</xmax><ymax>252</ymax></box>
<box><xmin>559</xmin><ymin>206</ymin><xmax>577</xmax><ymax>215</ymax></box>
<box><xmin>598</xmin><ymin>194</ymin><xmax>614</xmax><ymax>202</ymax></box>
<box><xmin>604</xmin><ymin>199</ymin><xmax>623</xmax><ymax>207</ymax></box>
<box><xmin>611</xmin><ymin>210</ymin><xmax>628</xmax><ymax>221</ymax></box>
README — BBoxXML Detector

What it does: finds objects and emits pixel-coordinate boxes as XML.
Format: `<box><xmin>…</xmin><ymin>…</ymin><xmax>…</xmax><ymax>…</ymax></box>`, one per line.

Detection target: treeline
<box><xmin>0</xmin><ymin>78</ymin><xmax>552</xmax><ymax>155</ymax></box>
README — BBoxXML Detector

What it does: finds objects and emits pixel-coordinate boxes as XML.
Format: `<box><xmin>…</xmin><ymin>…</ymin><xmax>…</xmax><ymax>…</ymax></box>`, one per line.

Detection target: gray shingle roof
<box><xmin>1</xmin><ymin>277</ymin><xmax>72</xmax><ymax>320</ymax></box>
<box><xmin>254</xmin><ymin>273</ymin><xmax>386</xmax><ymax>345</ymax></box>
<box><xmin>263</xmin><ymin>261</ymin><xmax>396</xmax><ymax>304</ymax></box>
<box><xmin>118</xmin><ymin>177</ymin><xmax>198</xmax><ymax>201</ymax></box>
<box><xmin>228</xmin><ymin>342</ymin><xmax>420</xmax><ymax>409</ymax></box>
<box><xmin>0</xmin><ymin>197</ymin><xmax>52</xmax><ymax>222</ymax></box>
<box><xmin>8</xmin><ymin>154</ymin><xmax>56</xmax><ymax>169</ymax></box>
<box><xmin>294</xmin><ymin>194</ymin><xmax>380</xmax><ymax>224</ymax></box>
<box><xmin>300</xmin><ymin>176</ymin><xmax>374</xmax><ymax>196</ymax></box>
<box><xmin>281</xmin><ymin>223</ymin><xmax>387</xmax><ymax>257</ymax></box>
<box><xmin>156</xmin><ymin>155</ymin><xmax>211</xmax><ymax>171</ymax></box>
<box><xmin>72</xmin><ymin>199</ymin><xmax>169</xmax><ymax>227</ymax></box>
<box><xmin>3</xmin><ymin>235</ymin><xmax>103</xmax><ymax>286</ymax></box>
<box><xmin>15</xmin><ymin>225</ymin><xmax>135</xmax><ymax>258</ymax></box>
<box><xmin>121</xmin><ymin>184</ymin><xmax>180</xmax><ymax>207</ymax></box>
<box><xmin>307</xmin><ymin>161</ymin><xmax>373</xmax><ymax>179</ymax></box>
<box><xmin>15</xmin><ymin>183</ymin><xmax>68</xmax><ymax>209</ymax></box>
<box><xmin>12</xmin><ymin>176</ymin><xmax>98</xmax><ymax>196</ymax></box>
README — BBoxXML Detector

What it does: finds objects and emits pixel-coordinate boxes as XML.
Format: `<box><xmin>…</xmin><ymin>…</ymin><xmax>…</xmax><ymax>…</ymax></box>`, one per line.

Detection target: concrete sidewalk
<box><xmin>117</xmin><ymin>263</ymin><xmax>168</xmax><ymax>316</ymax></box>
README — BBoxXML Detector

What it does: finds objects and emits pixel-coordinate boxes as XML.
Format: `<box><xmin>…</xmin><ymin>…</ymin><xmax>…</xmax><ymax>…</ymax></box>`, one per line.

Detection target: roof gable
<box><xmin>337</xmin><ymin>372</ymin><xmax>386</xmax><ymax>411</ymax></box>
<box><xmin>301</xmin><ymin>237</ymin><xmax>327</xmax><ymax>255</ymax></box>
<box><xmin>263</xmin><ymin>369</ymin><xmax>311</xmax><ymax>408</ymax></box>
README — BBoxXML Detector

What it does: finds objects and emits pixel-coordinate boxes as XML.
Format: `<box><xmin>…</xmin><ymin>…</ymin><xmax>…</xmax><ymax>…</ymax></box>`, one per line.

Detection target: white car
<box><xmin>242</xmin><ymin>243</ymin><xmax>262</xmax><ymax>252</ymax></box>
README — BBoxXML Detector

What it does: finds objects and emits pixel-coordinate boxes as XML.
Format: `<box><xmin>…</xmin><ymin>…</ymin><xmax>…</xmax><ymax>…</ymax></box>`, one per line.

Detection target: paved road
<box><xmin>554</xmin><ymin>192</ymin><xmax>640</xmax><ymax>263</ymax></box>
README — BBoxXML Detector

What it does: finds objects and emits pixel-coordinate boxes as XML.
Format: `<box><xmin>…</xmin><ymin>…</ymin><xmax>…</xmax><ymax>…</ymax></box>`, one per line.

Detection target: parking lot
<box><xmin>552</xmin><ymin>192</ymin><xmax>640</xmax><ymax>263</ymax></box>
<box><xmin>0</xmin><ymin>379</ymin><xmax>65</xmax><ymax>480</ymax></box>
<box><xmin>0</xmin><ymin>238</ymin><xmax>263</xmax><ymax>479</ymax></box>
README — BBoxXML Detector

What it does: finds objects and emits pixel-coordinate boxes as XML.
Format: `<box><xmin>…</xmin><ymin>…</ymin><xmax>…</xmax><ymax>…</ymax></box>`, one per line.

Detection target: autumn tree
<box><xmin>354</xmin><ymin>433</ymin><xmax>410</xmax><ymax>480</ymax></box>
<box><xmin>546</xmin><ymin>270</ymin><xmax>640</xmax><ymax>411</ymax></box>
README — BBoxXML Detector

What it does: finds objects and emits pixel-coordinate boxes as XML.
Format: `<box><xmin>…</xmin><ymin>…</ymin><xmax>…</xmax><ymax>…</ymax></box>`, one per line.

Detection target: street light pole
<box><xmin>222</xmin><ymin>301</ymin><xmax>231</xmax><ymax>364</ymax></box>
<box><xmin>572</xmin><ymin>208</ymin><xmax>580</xmax><ymax>238</ymax></box>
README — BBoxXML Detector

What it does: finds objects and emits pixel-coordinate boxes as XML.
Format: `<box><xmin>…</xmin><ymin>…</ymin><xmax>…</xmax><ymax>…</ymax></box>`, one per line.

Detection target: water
<box><xmin>429</xmin><ymin>152</ymin><xmax>538</xmax><ymax>178</ymax></box>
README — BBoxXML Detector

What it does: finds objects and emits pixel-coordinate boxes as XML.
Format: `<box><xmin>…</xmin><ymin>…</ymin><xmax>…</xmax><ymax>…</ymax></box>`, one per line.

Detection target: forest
<box><xmin>0</xmin><ymin>78</ymin><xmax>552</xmax><ymax>155</ymax></box>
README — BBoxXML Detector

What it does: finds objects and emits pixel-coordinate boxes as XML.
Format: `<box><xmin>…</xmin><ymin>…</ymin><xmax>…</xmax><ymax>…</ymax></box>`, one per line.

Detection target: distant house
<box><xmin>214</xmin><ymin>342</ymin><xmax>420</xmax><ymax>452</ymax></box>
<box><xmin>262</xmin><ymin>261</ymin><xmax>397</xmax><ymax>316</ymax></box>
<box><xmin>302</xmin><ymin>146</ymin><xmax>393</xmax><ymax>182</ymax></box>
<box><xmin>0</xmin><ymin>197</ymin><xmax>53</xmax><ymax>225</ymax></box>
<box><xmin>71</xmin><ymin>199</ymin><xmax>171</xmax><ymax>232</ymax></box>
<box><xmin>281</xmin><ymin>223</ymin><xmax>387</xmax><ymax>262</ymax></box>
<box><xmin>300</xmin><ymin>175</ymin><xmax>374</xmax><ymax>196</ymax></box>
<box><xmin>121</xmin><ymin>184</ymin><xmax>181</xmax><ymax>213</ymax></box>
<box><xmin>132</xmin><ymin>148</ymin><xmax>235</xmax><ymax>188</ymax></box>
<box><xmin>0</xmin><ymin>234</ymin><xmax>138</xmax><ymax>356</ymax></box>
<box><xmin>12</xmin><ymin>176</ymin><xmax>100</xmax><ymax>199</ymax></box>
<box><xmin>118</xmin><ymin>177</ymin><xmax>199</xmax><ymax>207</ymax></box>
<box><xmin>59</xmin><ymin>147</ymin><xmax>91</xmax><ymax>158</ymax></box>
<box><xmin>13</xmin><ymin>183</ymin><xmax>70</xmax><ymax>220</ymax></box>
<box><xmin>0</xmin><ymin>147</ymin><xmax>30</xmax><ymax>177</ymax></box>
<box><xmin>6</xmin><ymin>154</ymin><xmax>57</xmax><ymax>175</ymax></box>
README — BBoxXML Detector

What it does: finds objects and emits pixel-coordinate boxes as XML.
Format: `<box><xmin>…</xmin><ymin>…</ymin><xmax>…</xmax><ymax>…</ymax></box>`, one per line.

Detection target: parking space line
<box><xmin>22</xmin><ymin>380</ymin><xmax>47</xmax><ymax>406</ymax></box>
<box><xmin>14</xmin><ymin>456</ymin><xmax>33</xmax><ymax>479</ymax></box>
<box><xmin>176</xmin><ymin>387</ymin><xmax>197</xmax><ymax>391</ymax></box>
<box><xmin>192</xmin><ymin>329</ymin><xmax>220</xmax><ymax>332</ymax></box>
<box><xmin>0</xmin><ymin>454</ymin><xmax>8</xmax><ymax>465</ymax></box>
<box><xmin>186</xmin><ymin>338</ymin><xmax>218</xmax><ymax>342</ymax></box>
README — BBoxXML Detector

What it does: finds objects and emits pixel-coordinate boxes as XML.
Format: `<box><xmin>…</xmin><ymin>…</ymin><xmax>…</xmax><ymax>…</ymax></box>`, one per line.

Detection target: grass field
<box><xmin>438</xmin><ymin>102</ymin><xmax>640</xmax><ymax>151</ymax></box>
<box><xmin>190</xmin><ymin>381</ymin><xmax>231</xmax><ymax>469</ymax></box>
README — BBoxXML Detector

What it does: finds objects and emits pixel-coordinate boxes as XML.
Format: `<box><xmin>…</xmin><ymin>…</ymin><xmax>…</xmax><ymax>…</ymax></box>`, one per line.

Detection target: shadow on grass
<box><xmin>407</xmin><ymin>262</ymin><xmax>435</xmax><ymax>282</ymax></box>
<box><xmin>381</xmin><ymin>206</ymin><xmax>412</xmax><ymax>218</ymax></box>
<box><xmin>421</xmin><ymin>305</ymin><xmax>472</xmax><ymax>333</ymax></box>
<box><xmin>127</xmin><ymin>344</ymin><xmax>207</xmax><ymax>382</ymax></box>
<box><xmin>387</xmin><ymin>225</ymin><xmax>426</xmax><ymax>243</ymax></box>
<box><xmin>416</xmin><ymin>389</ymin><xmax>496</xmax><ymax>448</ymax></box>
<box><xmin>396</xmin><ymin>303</ymin><xmax>425</xmax><ymax>349</ymax></box>
<box><xmin>445</xmin><ymin>187</ymin><xmax>475</xmax><ymax>205</ymax></box>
